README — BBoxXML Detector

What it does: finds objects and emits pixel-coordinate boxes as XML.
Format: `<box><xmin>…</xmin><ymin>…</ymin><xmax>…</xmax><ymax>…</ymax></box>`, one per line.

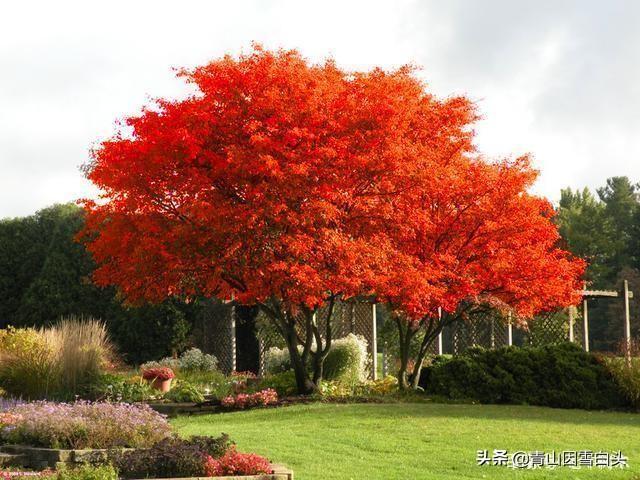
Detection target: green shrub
<box><xmin>0</xmin><ymin>327</ymin><xmax>57</xmax><ymax>399</ymax></box>
<box><xmin>264</xmin><ymin>347</ymin><xmax>291</xmax><ymax>374</ymax></box>
<box><xmin>323</xmin><ymin>334</ymin><xmax>369</xmax><ymax>385</ymax></box>
<box><xmin>57</xmin><ymin>464</ymin><xmax>118</xmax><ymax>480</ymax></box>
<box><xmin>603</xmin><ymin>357</ymin><xmax>640</xmax><ymax>408</ymax></box>
<box><xmin>263</xmin><ymin>334</ymin><xmax>369</xmax><ymax>386</ymax></box>
<box><xmin>420</xmin><ymin>343</ymin><xmax>628</xmax><ymax>410</ymax></box>
<box><xmin>256</xmin><ymin>371</ymin><xmax>297</xmax><ymax>396</ymax></box>
<box><xmin>164</xmin><ymin>380</ymin><xmax>205</xmax><ymax>403</ymax></box>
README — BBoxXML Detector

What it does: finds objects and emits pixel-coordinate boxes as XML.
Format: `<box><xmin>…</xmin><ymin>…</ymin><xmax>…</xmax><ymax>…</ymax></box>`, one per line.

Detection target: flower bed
<box><xmin>220</xmin><ymin>389</ymin><xmax>278</xmax><ymax>410</ymax></box>
<box><xmin>0</xmin><ymin>401</ymin><xmax>171</xmax><ymax>449</ymax></box>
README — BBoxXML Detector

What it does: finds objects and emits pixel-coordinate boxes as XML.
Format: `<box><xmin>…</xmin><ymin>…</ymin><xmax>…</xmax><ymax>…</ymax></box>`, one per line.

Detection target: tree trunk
<box><xmin>285</xmin><ymin>324</ymin><xmax>317</xmax><ymax>395</ymax></box>
<box><xmin>396</xmin><ymin>317</ymin><xmax>415</xmax><ymax>390</ymax></box>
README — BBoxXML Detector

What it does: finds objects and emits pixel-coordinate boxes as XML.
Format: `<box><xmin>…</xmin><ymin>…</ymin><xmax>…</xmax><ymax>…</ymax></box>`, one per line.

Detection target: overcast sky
<box><xmin>1</xmin><ymin>0</ymin><xmax>639</xmax><ymax>218</ymax></box>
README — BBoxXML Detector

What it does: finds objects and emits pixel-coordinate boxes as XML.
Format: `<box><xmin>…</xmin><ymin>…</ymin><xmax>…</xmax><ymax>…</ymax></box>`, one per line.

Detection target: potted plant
<box><xmin>141</xmin><ymin>367</ymin><xmax>175</xmax><ymax>392</ymax></box>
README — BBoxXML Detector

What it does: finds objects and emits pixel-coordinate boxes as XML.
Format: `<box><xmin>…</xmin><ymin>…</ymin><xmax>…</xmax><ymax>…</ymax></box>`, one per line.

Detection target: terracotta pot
<box><xmin>150</xmin><ymin>378</ymin><xmax>173</xmax><ymax>393</ymax></box>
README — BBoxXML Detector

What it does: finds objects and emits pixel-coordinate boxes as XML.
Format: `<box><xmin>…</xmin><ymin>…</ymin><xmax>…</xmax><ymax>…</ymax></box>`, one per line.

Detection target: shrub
<box><xmin>420</xmin><ymin>343</ymin><xmax>628</xmax><ymax>410</ymax></box>
<box><xmin>603</xmin><ymin>357</ymin><xmax>640</xmax><ymax>408</ymax></box>
<box><xmin>323</xmin><ymin>334</ymin><xmax>369</xmax><ymax>385</ymax></box>
<box><xmin>56</xmin><ymin>464</ymin><xmax>117</xmax><ymax>480</ymax></box>
<box><xmin>164</xmin><ymin>380</ymin><xmax>205</xmax><ymax>403</ymax></box>
<box><xmin>264</xmin><ymin>347</ymin><xmax>291</xmax><ymax>374</ymax></box>
<box><xmin>355</xmin><ymin>375</ymin><xmax>398</xmax><ymax>396</ymax></box>
<box><xmin>140</xmin><ymin>348</ymin><xmax>218</xmax><ymax>373</ymax></box>
<box><xmin>220</xmin><ymin>389</ymin><xmax>278</xmax><ymax>410</ymax></box>
<box><xmin>139</xmin><ymin>358</ymin><xmax>180</xmax><ymax>372</ymax></box>
<box><xmin>113</xmin><ymin>435</ymin><xmax>231</xmax><ymax>479</ymax></box>
<box><xmin>0</xmin><ymin>327</ymin><xmax>57</xmax><ymax>399</ymax></box>
<box><xmin>204</xmin><ymin>447</ymin><xmax>270</xmax><ymax>477</ymax></box>
<box><xmin>141</xmin><ymin>367</ymin><xmax>175</xmax><ymax>381</ymax></box>
<box><xmin>0</xmin><ymin>401</ymin><xmax>172</xmax><ymax>449</ymax></box>
<box><xmin>256</xmin><ymin>371</ymin><xmax>297</xmax><ymax>397</ymax></box>
<box><xmin>178</xmin><ymin>348</ymin><xmax>218</xmax><ymax>372</ymax></box>
<box><xmin>263</xmin><ymin>334</ymin><xmax>369</xmax><ymax>385</ymax></box>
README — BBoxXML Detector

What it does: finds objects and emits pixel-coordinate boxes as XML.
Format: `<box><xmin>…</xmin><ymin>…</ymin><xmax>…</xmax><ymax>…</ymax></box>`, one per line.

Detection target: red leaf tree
<box><xmin>81</xmin><ymin>46</ymin><xmax>584</xmax><ymax>393</ymax></box>
<box><xmin>373</xmin><ymin>155</ymin><xmax>585</xmax><ymax>389</ymax></box>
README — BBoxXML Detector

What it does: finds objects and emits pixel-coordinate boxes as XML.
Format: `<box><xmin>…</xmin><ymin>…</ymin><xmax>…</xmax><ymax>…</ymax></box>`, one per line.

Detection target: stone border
<box><xmin>1</xmin><ymin>444</ymin><xmax>130</xmax><ymax>469</ymax></box>
<box><xmin>0</xmin><ymin>446</ymin><xmax>293</xmax><ymax>480</ymax></box>
<box><xmin>136</xmin><ymin>464</ymin><xmax>293</xmax><ymax>480</ymax></box>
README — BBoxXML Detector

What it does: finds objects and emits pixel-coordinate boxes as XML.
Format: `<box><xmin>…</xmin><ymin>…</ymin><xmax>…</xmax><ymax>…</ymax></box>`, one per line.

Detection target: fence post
<box><xmin>437</xmin><ymin>307</ymin><xmax>443</xmax><ymax>355</ymax></box>
<box><xmin>230</xmin><ymin>303</ymin><xmax>237</xmax><ymax>373</ymax></box>
<box><xmin>381</xmin><ymin>342</ymin><xmax>388</xmax><ymax>377</ymax></box>
<box><xmin>582</xmin><ymin>297</ymin><xmax>589</xmax><ymax>352</ymax></box>
<box><xmin>624</xmin><ymin>279</ymin><xmax>631</xmax><ymax>365</ymax></box>
<box><xmin>371</xmin><ymin>303</ymin><xmax>378</xmax><ymax>380</ymax></box>
<box><xmin>568</xmin><ymin>306</ymin><xmax>575</xmax><ymax>343</ymax></box>
<box><xmin>507</xmin><ymin>312</ymin><xmax>513</xmax><ymax>346</ymax></box>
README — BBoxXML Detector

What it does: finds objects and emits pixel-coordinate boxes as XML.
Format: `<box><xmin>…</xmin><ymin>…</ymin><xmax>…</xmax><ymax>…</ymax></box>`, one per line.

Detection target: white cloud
<box><xmin>1</xmin><ymin>0</ymin><xmax>639</xmax><ymax>217</ymax></box>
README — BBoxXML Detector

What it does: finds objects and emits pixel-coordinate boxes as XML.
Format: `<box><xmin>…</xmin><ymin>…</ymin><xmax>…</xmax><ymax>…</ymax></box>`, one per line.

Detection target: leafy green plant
<box><xmin>179</xmin><ymin>370</ymin><xmax>234</xmax><ymax>400</ymax></box>
<box><xmin>164</xmin><ymin>380</ymin><xmax>205</xmax><ymax>403</ymax></box>
<box><xmin>89</xmin><ymin>373</ymin><xmax>156</xmax><ymax>402</ymax></box>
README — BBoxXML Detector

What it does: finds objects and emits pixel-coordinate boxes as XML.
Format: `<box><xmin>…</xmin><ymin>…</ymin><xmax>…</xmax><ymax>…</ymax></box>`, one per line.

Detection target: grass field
<box><xmin>173</xmin><ymin>402</ymin><xmax>640</xmax><ymax>480</ymax></box>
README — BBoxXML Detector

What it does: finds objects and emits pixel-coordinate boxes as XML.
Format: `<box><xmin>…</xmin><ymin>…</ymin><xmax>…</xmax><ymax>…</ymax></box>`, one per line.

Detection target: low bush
<box><xmin>420</xmin><ymin>343</ymin><xmax>628</xmax><ymax>410</ymax></box>
<box><xmin>255</xmin><ymin>371</ymin><xmax>297</xmax><ymax>397</ymax></box>
<box><xmin>164</xmin><ymin>380</ymin><xmax>205</xmax><ymax>403</ymax></box>
<box><xmin>112</xmin><ymin>435</ymin><xmax>231</xmax><ymax>479</ymax></box>
<box><xmin>56</xmin><ymin>464</ymin><xmax>117</xmax><ymax>480</ymax></box>
<box><xmin>0</xmin><ymin>401</ymin><xmax>172</xmax><ymax>449</ymax></box>
<box><xmin>204</xmin><ymin>447</ymin><xmax>271</xmax><ymax>477</ymax></box>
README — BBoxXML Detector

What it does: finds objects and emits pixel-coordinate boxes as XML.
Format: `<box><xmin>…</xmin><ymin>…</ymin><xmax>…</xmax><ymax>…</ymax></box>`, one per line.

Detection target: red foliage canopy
<box><xmin>81</xmin><ymin>46</ymin><xmax>584</xmax><ymax>323</ymax></box>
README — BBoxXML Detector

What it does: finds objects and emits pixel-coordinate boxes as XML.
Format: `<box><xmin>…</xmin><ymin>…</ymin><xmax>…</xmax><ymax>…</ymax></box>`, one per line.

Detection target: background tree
<box><xmin>556</xmin><ymin>176</ymin><xmax>640</xmax><ymax>351</ymax></box>
<box><xmin>0</xmin><ymin>204</ymin><xmax>195</xmax><ymax>364</ymax></box>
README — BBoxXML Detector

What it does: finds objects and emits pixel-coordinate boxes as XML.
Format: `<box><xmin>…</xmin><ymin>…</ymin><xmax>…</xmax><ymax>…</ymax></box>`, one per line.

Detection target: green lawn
<box><xmin>173</xmin><ymin>403</ymin><xmax>640</xmax><ymax>480</ymax></box>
